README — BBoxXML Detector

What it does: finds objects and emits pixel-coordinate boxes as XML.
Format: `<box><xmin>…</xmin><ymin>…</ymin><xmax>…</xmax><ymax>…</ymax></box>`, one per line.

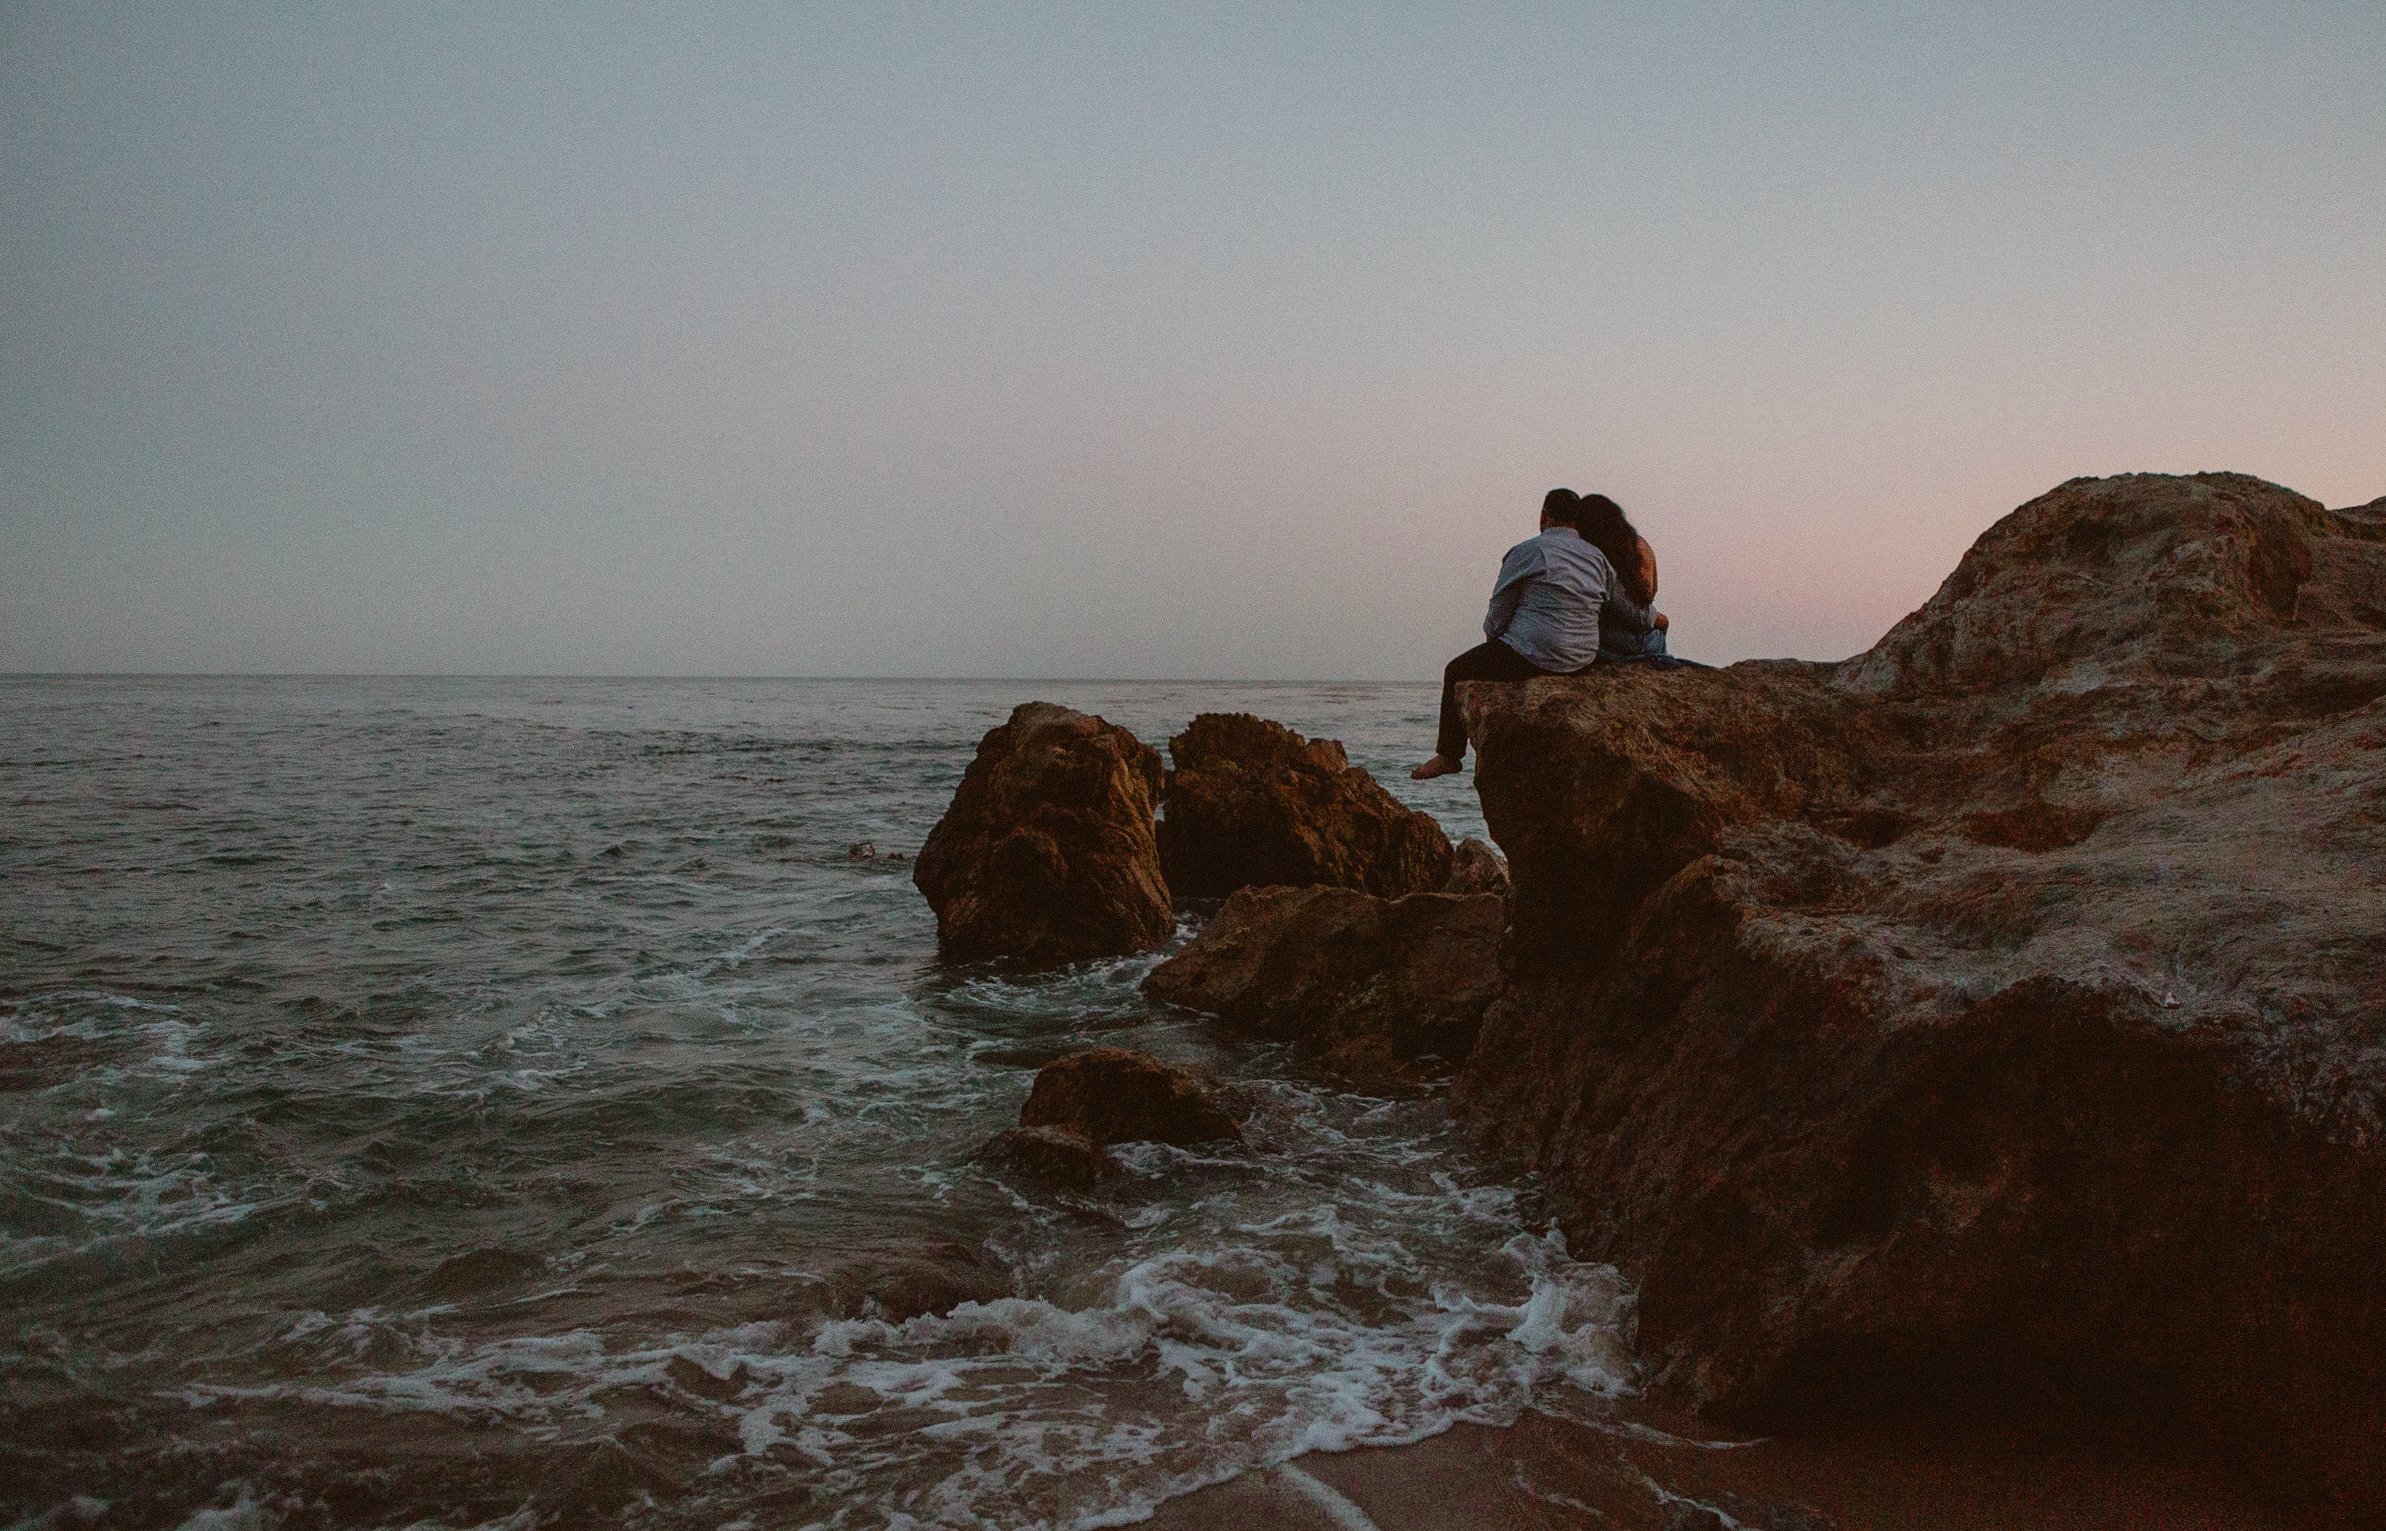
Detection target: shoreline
<box><xmin>1140</xmin><ymin>1403</ymin><xmax>2301</xmax><ymax>1530</ymax></box>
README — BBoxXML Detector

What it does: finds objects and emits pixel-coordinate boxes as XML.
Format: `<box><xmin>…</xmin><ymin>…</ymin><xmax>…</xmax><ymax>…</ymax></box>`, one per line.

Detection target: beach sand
<box><xmin>1142</xmin><ymin>1405</ymin><xmax>2299</xmax><ymax>1530</ymax></box>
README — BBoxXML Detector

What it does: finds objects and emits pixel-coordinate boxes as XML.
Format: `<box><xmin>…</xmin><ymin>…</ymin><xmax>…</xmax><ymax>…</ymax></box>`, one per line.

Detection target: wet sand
<box><xmin>1142</xmin><ymin>1405</ymin><xmax>2302</xmax><ymax>1531</ymax></box>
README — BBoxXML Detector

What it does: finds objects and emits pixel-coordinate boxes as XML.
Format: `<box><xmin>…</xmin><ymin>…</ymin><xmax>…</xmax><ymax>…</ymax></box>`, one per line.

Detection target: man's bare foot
<box><xmin>1410</xmin><ymin>754</ymin><xmax>1461</xmax><ymax>780</ymax></box>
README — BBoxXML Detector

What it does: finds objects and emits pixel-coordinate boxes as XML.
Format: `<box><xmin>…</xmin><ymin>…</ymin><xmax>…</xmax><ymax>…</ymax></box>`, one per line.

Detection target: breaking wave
<box><xmin>1</xmin><ymin>676</ymin><xmax>1619</xmax><ymax>1530</ymax></box>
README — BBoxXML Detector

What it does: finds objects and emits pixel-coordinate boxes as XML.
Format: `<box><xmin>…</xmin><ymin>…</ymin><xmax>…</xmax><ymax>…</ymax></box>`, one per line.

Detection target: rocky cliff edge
<box><xmin>1453</xmin><ymin>472</ymin><xmax>2386</xmax><ymax>1514</ymax></box>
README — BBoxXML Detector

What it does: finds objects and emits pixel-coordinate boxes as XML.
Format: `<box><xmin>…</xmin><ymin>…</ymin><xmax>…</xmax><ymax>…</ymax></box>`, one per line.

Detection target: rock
<box><xmin>826</xmin><ymin>1235</ymin><xmax>1010</xmax><ymax>1321</ymax></box>
<box><xmin>1451</xmin><ymin>474</ymin><xmax>2386</xmax><ymax>1516</ymax></box>
<box><xmin>1142</xmin><ymin>885</ymin><xmax>1505</xmax><ymax>1084</ymax></box>
<box><xmin>1157</xmin><ymin>713</ymin><xmax>1452</xmax><ymax>899</ymax></box>
<box><xmin>1018</xmin><ymin>1047</ymin><xmax>1242</xmax><ymax>1148</ymax></box>
<box><xmin>981</xmin><ymin>1124</ymin><xmax>1115</xmax><ymax>1190</ymax></box>
<box><xmin>413</xmin><ymin>1247</ymin><xmax>548</xmax><ymax>1301</ymax></box>
<box><xmin>912</xmin><ymin>702</ymin><xmax>1173</xmax><ymax>965</ymax></box>
<box><xmin>846</xmin><ymin>840</ymin><xmax>878</xmax><ymax>860</ymax></box>
<box><xmin>1442</xmin><ymin>836</ymin><xmax>1511</xmax><ymax>896</ymax></box>
<box><xmin>0</xmin><ymin>1034</ymin><xmax>109</xmax><ymax>1093</ymax></box>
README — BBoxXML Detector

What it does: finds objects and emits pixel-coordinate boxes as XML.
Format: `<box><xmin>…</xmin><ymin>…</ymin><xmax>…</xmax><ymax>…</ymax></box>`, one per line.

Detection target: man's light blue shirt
<box><xmin>1483</xmin><ymin>526</ymin><xmax>1646</xmax><ymax>671</ymax></box>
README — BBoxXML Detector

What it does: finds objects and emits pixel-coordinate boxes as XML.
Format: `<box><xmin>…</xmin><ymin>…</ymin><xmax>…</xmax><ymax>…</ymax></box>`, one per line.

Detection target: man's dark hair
<box><xmin>1543</xmin><ymin>487</ymin><xmax>1582</xmax><ymax>522</ymax></box>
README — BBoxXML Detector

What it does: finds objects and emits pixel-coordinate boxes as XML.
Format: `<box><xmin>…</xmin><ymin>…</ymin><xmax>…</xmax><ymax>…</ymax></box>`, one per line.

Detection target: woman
<box><xmin>1411</xmin><ymin>488</ymin><xmax>1653</xmax><ymax>780</ymax></box>
<box><xmin>1572</xmin><ymin>493</ymin><xmax>1671</xmax><ymax>660</ymax></box>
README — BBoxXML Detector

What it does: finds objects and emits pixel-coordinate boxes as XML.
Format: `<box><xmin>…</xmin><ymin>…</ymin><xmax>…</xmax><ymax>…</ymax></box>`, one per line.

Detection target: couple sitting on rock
<box><xmin>1413</xmin><ymin>488</ymin><xmax>1689</xmax><ymax>781</ymax></box>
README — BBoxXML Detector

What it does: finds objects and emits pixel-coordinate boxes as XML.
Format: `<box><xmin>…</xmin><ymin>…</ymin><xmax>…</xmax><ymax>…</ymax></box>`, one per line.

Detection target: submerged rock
<box><xmin>826</xmin><ymin>1235</ymin><xmax>1012</xmax><ymax>1321</ymax></box>
<box><xmin>1157</xmin><ymin>713</ymin><xmax>1452</xmax><ymax>899</ymax></box>
<box><xmin>1453</xmin><ymin>473</ymin><xmax>2386</xmax><ymax>1515</ymax></box>
<box><xmin>414</xmin><ymin>1247</ymin><xmax>548</xmax><ymax>1302</ymax></box>
<box><xmin>980</xmin><ymin>1124</ymin><xmax>1116</xmax><ymax>1190</ymax></box>
<box><xmin>1142</xmin><ymin>885</ymin><xmax>1504</xmax><ymax>1086</ymax></box>
<box><xmin>912</xmin><ymin>702</ymin><xmax>1172</xmax><ymax>966</ymax></box>
<box><xmin>1018</xmin><ymin>1047</ymin><xmax>1242</xmax><ymax>1148</ymax></box>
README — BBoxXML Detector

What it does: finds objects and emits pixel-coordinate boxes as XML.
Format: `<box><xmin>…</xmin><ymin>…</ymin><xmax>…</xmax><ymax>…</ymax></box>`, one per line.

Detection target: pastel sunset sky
<box><xmin>5</xmin><ymin>4</ymin><xmax>2380</xmax><ymax>676</ymax></box>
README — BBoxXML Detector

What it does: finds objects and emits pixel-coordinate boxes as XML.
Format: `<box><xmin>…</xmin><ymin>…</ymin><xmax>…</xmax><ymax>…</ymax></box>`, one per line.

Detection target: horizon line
<box><xmin>0</xmin><ymin>670</ymin><xmax>1460</xmax><ymax>685</ymax></box>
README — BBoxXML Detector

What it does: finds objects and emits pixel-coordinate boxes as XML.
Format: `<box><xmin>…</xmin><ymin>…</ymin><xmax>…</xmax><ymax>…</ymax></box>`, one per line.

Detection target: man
<box><xmin>1411</xmin><ymin>488</ymin><xmax>1657</xmax><ymax>779</ymax></box>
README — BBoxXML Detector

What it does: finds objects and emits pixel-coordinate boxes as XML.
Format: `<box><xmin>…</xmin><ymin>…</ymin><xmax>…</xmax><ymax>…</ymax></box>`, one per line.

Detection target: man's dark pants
<box><xmin>1436</xmin><ymin>639</ymin><xmax>1562</xmax><ymax>763</ymax></box>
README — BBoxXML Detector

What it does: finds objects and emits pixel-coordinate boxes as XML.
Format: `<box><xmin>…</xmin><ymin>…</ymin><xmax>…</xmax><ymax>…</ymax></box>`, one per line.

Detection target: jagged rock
<box><xmin>912</xmin><ymin>702</ymin><xmax>1172</xmax><ymax>965</ymax></box>
<box><xmin>1442</xmin><ymin>836</ymin><xmax>1511</xmax><ymax>896</ymax></box>
<box><xmin>1157</xmin><ymin>713</ymin><xmax>1452</xmax><ymax>899</ymax></box>
<box><xmin>1452</xmin><ymin>474</ymin><xmax>2386</xmax><ymax>1517</ymax></box>
<box><xmin>981</xmin><ymin>1124</ymin><xmax>1115</xmax><ymax>1190</ymax></box>
<box><xmin>1142</xmin><ymin>885</ymin><xmax>1504</xmax><ymax>1085</ymax></box>
<box><xmin>1019</xmin><ymin>1047</ymin><xmax>1242</xmax><ymax>1148</ymax></box>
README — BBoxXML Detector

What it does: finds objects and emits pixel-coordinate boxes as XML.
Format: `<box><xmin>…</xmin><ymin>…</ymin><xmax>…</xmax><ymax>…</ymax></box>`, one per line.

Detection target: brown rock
<box><xmin>1142</xmin><ymin>885</ymin><xmax>1505</xmax><ymax>1084</ymax></box>
<box><xmin>414</xmin><ymin>1247</ymin><xmax>547</xmax><ymax>1301</ymax></box>
<box><xmin>981</xmin><ymin>1124</ymin><xmax>1115</xmax><ymax>1190</ymax></box>
<box><xmin>0</xmin><ymin>1034</ymin><xmax>109</xmax><ymax>1092</ymax></box>
<box><xmin>1157</xmin><ymin>712</ymin><xmax>1453</xmax><ymax>899</ymax></box>
<box><xmin>1451</xmin><ymin>473</ymin><xmax>2386</xmax><ymax>1517</ymax></box>
<box><xmin>1442</xmin><ymin>835</ymin><xmax>1512</xmax><ymax>895</ymax></box>
<box><xmin>826</xmin><ymin>1235</ymin><xmax>1010</xmax><ymax>1321</ymax></box>
<box><xmin>1018</xmin><ymin>1047</ymin><xmax>1242</xmax><ymax>1148</ymax></box>
<box><xmin>912</xmin><ymin>702</ymin><xmax>1172</xmax><ymax>965</ymax></box>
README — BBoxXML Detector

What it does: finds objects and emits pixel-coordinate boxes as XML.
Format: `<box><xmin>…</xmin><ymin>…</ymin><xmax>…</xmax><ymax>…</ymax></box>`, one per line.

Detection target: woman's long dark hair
<box><xmin>1569</xmin><ymin>493</ymin><xmax>1649</xmax><ymax>603</ymax></box>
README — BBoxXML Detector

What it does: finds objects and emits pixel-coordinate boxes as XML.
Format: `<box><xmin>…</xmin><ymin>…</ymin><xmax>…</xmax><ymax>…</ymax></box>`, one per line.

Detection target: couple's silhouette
<box><xmin>1413</xmin><ymin>489</ymin><xmax>1685</xmax><ymax>781</ymax></box>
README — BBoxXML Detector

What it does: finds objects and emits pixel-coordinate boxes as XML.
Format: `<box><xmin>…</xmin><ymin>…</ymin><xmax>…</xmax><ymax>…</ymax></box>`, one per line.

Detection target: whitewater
<box><xmin>0</xmin><ymin>676</ymin><xmax>1633</xmax><ymax>1530</ymax></box>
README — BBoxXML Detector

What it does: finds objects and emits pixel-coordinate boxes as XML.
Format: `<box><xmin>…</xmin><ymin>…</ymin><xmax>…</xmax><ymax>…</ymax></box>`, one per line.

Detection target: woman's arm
<box><xmin>1603</xmin><ymin>582</ymin><xmax>1657</xmax><ymax>635</ymax></box>
<box><xmin>1631</xmin><ymin>535</ymin><xmax>1659</xmax><ymax>604</ymax></box>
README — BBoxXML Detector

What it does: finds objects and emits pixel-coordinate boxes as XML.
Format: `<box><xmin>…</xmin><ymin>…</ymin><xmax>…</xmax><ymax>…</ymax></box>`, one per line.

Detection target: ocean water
<box><xmin>0</xmin><ymin>677</ymin><xmax>1631</xmax><ymax>1531</ymax></box>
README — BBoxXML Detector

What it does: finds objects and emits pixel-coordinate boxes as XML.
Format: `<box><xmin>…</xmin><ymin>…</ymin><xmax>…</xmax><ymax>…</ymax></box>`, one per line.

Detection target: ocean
<box><xmin>0</xmin><ymin>676</ymin><xmax>1631</xmax><ymax>1530</ymax></box>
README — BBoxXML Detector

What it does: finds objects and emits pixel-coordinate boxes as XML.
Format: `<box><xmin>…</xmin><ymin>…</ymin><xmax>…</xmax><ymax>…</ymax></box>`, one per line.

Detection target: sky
<box><xmin>3</xmin><ymin>3</ymin><xmax>2380</xmax><ymax>678</ymax></box>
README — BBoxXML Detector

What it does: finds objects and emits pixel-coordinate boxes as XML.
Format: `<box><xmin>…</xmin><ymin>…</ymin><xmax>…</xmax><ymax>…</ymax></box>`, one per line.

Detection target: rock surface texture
<box><xmin>912</xmin><ymin>702</ymin><xmax>1172</xmax><ymax>965</ymax></box>
<box><xmin>1157</xmin><ymin>713</ymin><xmax>1453</xmax><ymax>899</ymax></box>
<box><xmin>1018</xmin><ymin>1047</ymin><xmax>1243</xmax><ymax>1148</ymax></box>
<box><xmin>1442</xmin><ymin>836</ymin><xmax>1513</xmax><ymax>896</ymax></box>
<box><xmin>1143</xmin><ymin>886</ymin><xmax>1505</xmax><ymax>1084</ymax></box>
<box><xmin>981</xmin><ymin>1124</ymin><xmax>1116</xmax><ymax>1190</ymax></box>
<box><xmin>1451</xmin><ymin>474</ymin><xmax>2386</xmax><ymax>1518</ymax></box>
<box><xmin>825</xmin><ymin>1236</ymin><xmax>1011</xmax><ymax>1322</ymax></box>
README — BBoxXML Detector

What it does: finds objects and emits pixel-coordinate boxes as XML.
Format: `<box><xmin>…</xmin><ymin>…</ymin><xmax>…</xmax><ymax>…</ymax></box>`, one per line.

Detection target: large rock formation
<box><xmin>1451</xmin><ymin>474</ymin><xmax>2386</xmax><ymax>1516</ymax></box>
<box><xmin>913</xmin><ymin>702</ymin><xmax>1172</xmax><ymax>965</ymax></box>
<box><xmin>1157</xmin><ymin>713</ymin><xmax>1453</xmax><ymax>899</ymax></box>
<box><xmin>1143</xmin><ymin>885</ymin><xmax>1505</xmax><ymax>1084</ymax></box>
